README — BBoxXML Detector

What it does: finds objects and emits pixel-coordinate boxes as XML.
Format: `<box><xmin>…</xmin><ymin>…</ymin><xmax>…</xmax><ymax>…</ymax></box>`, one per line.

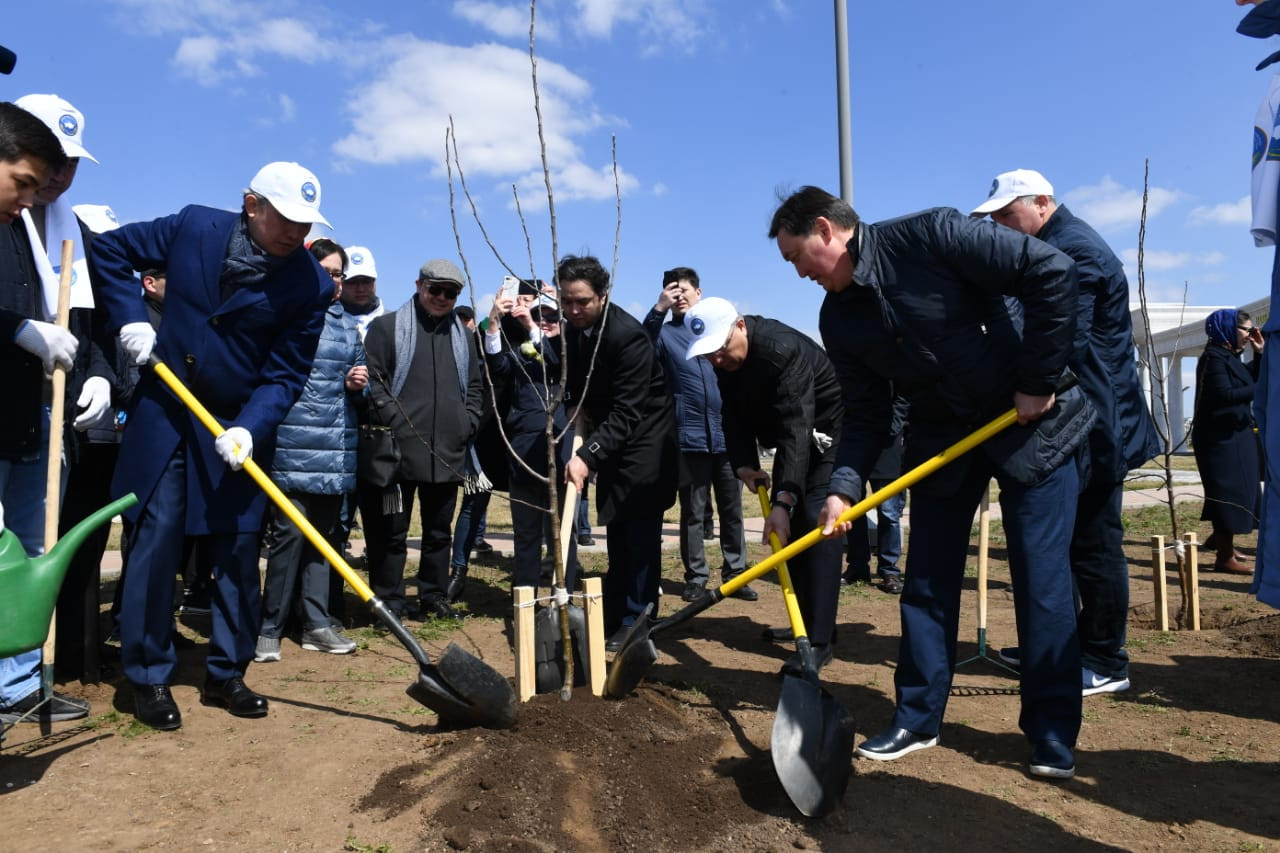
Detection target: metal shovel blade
<box><xmin>407</xmin><ymin>643</ymin><xmax>518</xmax><ymax>729</ymax></box>
<box><xmin>771</xmin><ymin>674</ymin><xmax>855</xmax><ymax>817</ymax></box>
<box><xmin>603</xmin><ymin>613</ymin><xmax>658</xmax><ymax>699</ymax></box>
<box><xmin>534</xmin><ymin>604</ymin><xmax>588</xmax><ymax>694</ymax></box>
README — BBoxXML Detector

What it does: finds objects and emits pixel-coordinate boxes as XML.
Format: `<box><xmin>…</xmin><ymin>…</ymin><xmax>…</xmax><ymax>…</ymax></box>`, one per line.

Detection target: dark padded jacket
<box><xmin>820</xmin><ymin>207</ymin><xmax>1095</xmax><ymax>498</ymax></box>
<box><xmin>1035</xmin><ymin>205</ymin><xmax>1160</xmax><ymax>483</ymax></box>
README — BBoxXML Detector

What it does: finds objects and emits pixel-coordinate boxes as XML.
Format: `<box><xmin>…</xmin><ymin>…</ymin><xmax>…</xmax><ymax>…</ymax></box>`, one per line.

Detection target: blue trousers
<box><xmin>119</xmin><ymin>445</ymin><xmax>262</xmax><ymax>685</ymax></box>
<box><xmin>847</xmin><ymin>480</ymin><xmax>906</xmax><ymax>578</ymax></box>
<box><xmin>892</xmin><ymin>457</ymin><xmax>1081</xmax><ymax>747</ymax></box>
<box><xmin>0</xmin><ymin>405</ymin><xmax>61</xmax><ymax>706</ymax></box>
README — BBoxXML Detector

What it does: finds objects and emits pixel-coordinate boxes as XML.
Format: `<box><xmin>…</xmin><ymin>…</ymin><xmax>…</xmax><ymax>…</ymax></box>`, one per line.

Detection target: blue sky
<box><xmin>4</xmin><ymin>1</ymin><xmax>1275</xmax><ymax>338</ymax></box>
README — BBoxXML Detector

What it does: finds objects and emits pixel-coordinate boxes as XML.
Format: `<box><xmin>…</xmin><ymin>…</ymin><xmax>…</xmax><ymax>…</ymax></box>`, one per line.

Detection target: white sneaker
<box><xmin>1082</xmin><ymin>667</ymin><xmax>1129</xmax><ymax>697</ymax></box>
<box><xmin>254</xmin><ymin>636</ymin><xmax>282</xmax><ymax>663</ymax></box>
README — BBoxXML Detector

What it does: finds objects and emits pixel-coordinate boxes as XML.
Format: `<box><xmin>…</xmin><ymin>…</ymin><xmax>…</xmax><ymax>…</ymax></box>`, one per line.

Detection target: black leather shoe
<box><xmin>419</xmin><ymin>596</ymin><xmax>467</xmax><ymax>621</ymax></box>
<box><xmin>879</xmin><ymin>574</ymin><xmax>904</xmax><ymax>595</ymax></box>
<box><xmin>202</xmin><ymin>676</ymin><xmax>268</xmax><ymax>718</ymax></box>
<box><xmin>605</xmin><ymin>624</ymin><xmax>637</xmax><ymax>653</ymax></box>
<box><xmin>134</xmin><ymin>684</ymin><xmax>182</xmax><ymax>731</ymax></box>
<box><xmin>842</xmin><ymin>568</ymin><xmax>872</xmax><ymax>585</ymax></box>
<box><xmin>779</xmin><ymin>643</ymin><xmax>833</xmax><ymax>678</ymax></box>
<box><xmin>855</xmin><ymin>727</ymin><xmax>937</xmax><ymax>761</ymax></box>
<box><xmin>680</xmin><ymin>581</ymin><xmax>706</xmax><ymax>602</ymax></box>
<box><xmin>445</xmin><ymin>565</ymin><xmax>469</xmax><ymax>602</ymax></box>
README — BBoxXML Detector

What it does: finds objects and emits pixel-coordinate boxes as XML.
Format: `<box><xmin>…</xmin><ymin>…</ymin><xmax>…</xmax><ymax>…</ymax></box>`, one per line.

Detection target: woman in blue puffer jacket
<box><xmin>256</xmin><ymin>239</ymin><xmax>367</xmax><ymax>661</ymax></box>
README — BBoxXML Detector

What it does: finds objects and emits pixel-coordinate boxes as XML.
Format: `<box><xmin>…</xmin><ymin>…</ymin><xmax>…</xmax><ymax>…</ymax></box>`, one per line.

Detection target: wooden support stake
<box><xmin>513</xmin><ymin>585</ymin><xmax>536</xmax><ymax>702</ymax></box>
<box><xmin>975</xmin><ymin>485</ymin><xmax>990</xmax><ymax>630</ymax></box>
<box><xmin>582</xmin><ymin>576</ymin><xmax>605</xmax><ymax>697</ymax></box>
<box><xmin>1151</xmin><ymin>535</ymin><xmax>1169</xmax><ymax>632</ymax></box>
<box><xmin>1184</xmin><ymin>532</ymin><xmax>1201</xmax><ymax>632</ymax></box>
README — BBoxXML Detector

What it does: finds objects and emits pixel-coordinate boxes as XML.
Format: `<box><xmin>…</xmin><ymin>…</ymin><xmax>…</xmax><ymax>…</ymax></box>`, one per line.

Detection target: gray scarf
<box><xmin>220</xmin><ymin>214</ymin><xmax>284</xmax><ymax>299</ymax></box>
<box><xmin>392</xmin><ymin>298</ymin><xmax>489</xmax><ymax>493</ymax></box>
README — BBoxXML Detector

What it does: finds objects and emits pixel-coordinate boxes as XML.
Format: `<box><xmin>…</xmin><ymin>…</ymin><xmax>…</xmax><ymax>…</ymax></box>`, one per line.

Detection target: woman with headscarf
<box><xmin>1192</xmin><ymin>308</ymin><xmax>1264</xmax><ymax>574</ymax></box>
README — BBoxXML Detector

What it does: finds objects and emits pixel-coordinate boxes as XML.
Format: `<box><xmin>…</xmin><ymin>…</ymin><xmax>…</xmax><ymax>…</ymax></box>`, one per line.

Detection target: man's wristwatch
<box><xmin>774</xmin><ymin>490</ymin><xmax>798</xmax><ymax>514</ymax></box>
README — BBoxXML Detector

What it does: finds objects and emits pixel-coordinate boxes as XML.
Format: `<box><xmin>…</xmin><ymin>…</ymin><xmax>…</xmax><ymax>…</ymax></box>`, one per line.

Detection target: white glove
<box><xmin>73</xmin><ymin>375</ymin><xmax>113</xmax><ymax>431</ymax></box>
<box><xmin>119</xmin><ymin>321</ymin><xmax>156</xmax><ymax>366</ymax></box>
<box><xmin>812</xmin><ymin>429</ymin><xmax>834</xmax><ymax>453</ymax></box>
<box><xmin>14</xmin><ymin>319</ymin><xmax>77</xmax><ymax>375</ymax></box>
<box><xmin>214</xmin><ymin>426</ymin><xmax>253</xmax><ymax>471</ymax></box>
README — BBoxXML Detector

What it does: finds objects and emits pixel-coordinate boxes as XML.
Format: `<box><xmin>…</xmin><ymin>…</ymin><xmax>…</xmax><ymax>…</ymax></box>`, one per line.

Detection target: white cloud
<box><xmin>1119</xmin><ymin>248</ymin><xmax>1225</xmax><ymax>274</ymax></box>
<box><xmin>1062</xmin><ymin>176</ymin><xmax>1182</xmax><ymax>232</ymax></box>
<box><xmin>454</xmin><ymin>1</ymin><xmax>559</xmax><ymax>41</ymax></box>
<box><xmin>174</xmin><ymin>35</ymin><xmax>224</xmax><ymax>85</ymax></box>
<box><xmin>1188</xmin><ymin>196</ymin><xmax>1251</xmax><ymax>227</ymax></box>
<box><xmin>333</xmin><ymin>38</ymin><xmax>630</xmax><ymax>201</ymax></box>
<box><xmin>574</xmin><ymin>0</ymin><xmax>708</xmax><ymax>49</ymax></box>
<box><xmin>278</xmin><ymin>93</ymin><xmax>297</xmax><ymax>123</ymax></box>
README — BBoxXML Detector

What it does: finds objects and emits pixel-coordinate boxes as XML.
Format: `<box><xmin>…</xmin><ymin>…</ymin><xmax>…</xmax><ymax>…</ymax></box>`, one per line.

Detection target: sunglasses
<box><xmin>424</xmin><ymin>282</ymin><xmax>460</xmax><ymax>300</ymax></box>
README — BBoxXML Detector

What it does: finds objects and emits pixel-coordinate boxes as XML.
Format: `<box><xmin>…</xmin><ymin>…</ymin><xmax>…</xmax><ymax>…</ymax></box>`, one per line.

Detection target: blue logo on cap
<box><xmin>350</xmin><ymin>252</ymin><xmax>364</xmax><ymax>265</ymax></box>
<box><xmin>987</xmin><ymin>178</ymin><xmax>998</xmax><ymax>198</ymax></box>
<box><xmin>301</xmin><ymin>181</ymin><xmax>317</xmax><ymax>203</ymax></box>
<box><xmin>59</xmin><ymin>114</ymin><xmax>78</xmax><ymax>137</ymax></box>
<box><xmin>690</xmin><ymin>317</ymin><xmax>706</xmax><ymax>335</ymax></box>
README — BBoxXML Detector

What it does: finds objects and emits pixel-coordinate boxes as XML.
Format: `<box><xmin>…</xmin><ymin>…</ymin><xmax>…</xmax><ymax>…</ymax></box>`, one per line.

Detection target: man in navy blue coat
<box><xmin>973</xmin><ymin>169</ymin><xmax>1161</xmax><ymax>697</ymax></box>
<box><xmin>90</xmin><ymin>162</ymin><xmax>333</xmax><ymax>730</ymax></box>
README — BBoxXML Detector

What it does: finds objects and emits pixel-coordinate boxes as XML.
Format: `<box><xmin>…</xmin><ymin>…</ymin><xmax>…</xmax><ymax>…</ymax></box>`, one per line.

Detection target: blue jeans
<box><xmin>0</xmin><ymin>405</ymin><xmax>60</xmax><ymax>707</ymax></box>
<box><xmin>1072</xmin><ymin>478</ymin><xmax>1129</xmax><ymax>679</ymax></box>
<box><xmin>846</xmin><ymin>480</ymin><xmax>905</xmax><ymax>578</ymax></box>
<box><xmin>450</xmin><ymin>490</ymin><xmax>491</xmax><ymax>570</ymax></box>
<box><xmin>892</xmin><ymin>457</ymin><xmax>1081</xmax><ymax>747</ymax></box>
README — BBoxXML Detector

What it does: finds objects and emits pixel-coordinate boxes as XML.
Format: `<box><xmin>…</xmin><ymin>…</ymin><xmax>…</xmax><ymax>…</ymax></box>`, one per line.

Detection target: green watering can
<box><xmin>0</xmin><ymin>493</ymin><xmax>137</xmax><ymax>658</ymax></box>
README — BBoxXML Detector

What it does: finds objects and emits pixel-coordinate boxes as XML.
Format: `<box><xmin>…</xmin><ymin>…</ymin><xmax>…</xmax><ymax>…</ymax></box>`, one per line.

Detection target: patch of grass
<box><xmin>344</xmin><ymin>836</ymin><xmax>392</xmax><ymax>853</ymax></box>
<box><xmin>343</xmin><ymin>667</ymin><xmax>379</xmax><ymax>682</ymax></box>
<box><xmin>1175</xmin><ymin>725</ymin><xmax>1192</xmax><ymax>737</ymax></box>
<box><xmin>87</xmin><ymin>709</ymin><xmax>122</xmax><ymax>730</ymax></box>
<box><xmin>1210</xmin><ymin>748</ymin><xmax>1247</xmax><ymax>763</ymax></box>
<box><xmin>1121</xmin><ymin>500</ymin><xmax>1205</xmax><ymax>541</ymax></box>
<box><xmin>118</xmin><ymin>717</ymin><xmax>152</xmax><ymax>739</ymax></box>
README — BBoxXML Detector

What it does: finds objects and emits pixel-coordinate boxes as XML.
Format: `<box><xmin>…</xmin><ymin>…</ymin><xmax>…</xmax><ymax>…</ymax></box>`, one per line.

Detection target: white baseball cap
<box><xmin>248</xmin><ymin>161</ymin><xmax>330</xmax><ymax>227</ymax></box>
<box><xmin>345</xmin><ymin>245</ymin><xmax>377</xmax><ymax>280</ymax></box>
<box><xmin>73</xmin><ymin>203</ymin><xmax>121</xmax><ymax>234</ymax></box>
<box><xmin>16</xmin><ymin>93</ymin><xmax>98</xmax><ymax>163</ymax></box>
<box><xmin>970</xmin><ymin>168</ymin><xmax>1054</xmax><ymax>215</ymax></box>
<box><xmin>684</xmin><ymin>296</ymin><xmax>740</xmax><ymax>360</ymax></box>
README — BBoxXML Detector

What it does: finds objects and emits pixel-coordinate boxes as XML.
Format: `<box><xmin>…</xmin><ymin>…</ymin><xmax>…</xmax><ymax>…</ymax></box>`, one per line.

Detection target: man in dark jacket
<box><xmin>92</xmin><ymin>161</ymin><xmax>334</xmax><ymax>730</ymax></box>
<box><xmin>770</xmin><ymin>186</ymin><xmax>1095</xmax><ymax>780</ymax></box>
<box><xmin>973</xmin><ymin>169</ymin><xmax>1161</xmax><ymax>697</ymax></box>
<box><xmin>685</xmin><ymin>298</ymin><xmax>846</xmax><ymax>675</ymax></box>
<box><xmin>364</xmin><ymin>258</ymin><xmax>482</xmax><ymax>621</ymax></box>
<box><xmin>644</xmin><ymin>266</ymin><xmax>751</xmax><ymax>603</ymax></box>
<box><xmin>561</xmin><ymin>255</ymin><xmax>678</xmax><ymax>649</ymax></box>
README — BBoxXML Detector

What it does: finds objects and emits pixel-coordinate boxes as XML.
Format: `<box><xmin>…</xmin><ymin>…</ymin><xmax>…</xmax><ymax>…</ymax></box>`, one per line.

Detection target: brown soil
<box><xmin>3</xmin><ymin>525</ymin><xmax>1279</xmax><ymax>852</ymax></box>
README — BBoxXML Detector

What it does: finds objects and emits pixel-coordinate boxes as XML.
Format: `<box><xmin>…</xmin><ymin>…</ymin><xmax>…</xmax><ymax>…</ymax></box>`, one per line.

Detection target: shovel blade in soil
<box><xmin>406</xmin><ymin>643</ymin><xmax>518</xmax><ymax>729</ymax></box>
<box><xmin>771</xmin><ymin>676</ymin><xmax>855</xmax><ymax>817</ymax></box>
<box><xmin>603</xmin><ymin>627</ymin><xmax>658</xmax><ymax>699</ymax></box>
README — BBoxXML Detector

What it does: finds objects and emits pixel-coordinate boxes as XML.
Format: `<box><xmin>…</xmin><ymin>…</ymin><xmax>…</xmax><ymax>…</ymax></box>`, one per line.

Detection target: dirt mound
<box><xmin>373</xmin><ymin>685</ymin><xmax>783</xmax><ymax>851</ymax></box>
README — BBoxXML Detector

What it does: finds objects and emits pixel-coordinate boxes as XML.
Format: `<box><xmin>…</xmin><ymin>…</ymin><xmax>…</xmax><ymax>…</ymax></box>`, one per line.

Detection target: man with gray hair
<box><xmin>972</xmin><ymin>168</ymin><xmax>1160</xmax><ymax>697</ymax></box>
<box><xmin>91</xmin><ymin>161</ymin><xmax>334</xmax><ymax>730</ymax></box>
<box><xmin>363</xmin><ymin>259</ymin><xmax>482</xmax><ymax>621</ymax></box>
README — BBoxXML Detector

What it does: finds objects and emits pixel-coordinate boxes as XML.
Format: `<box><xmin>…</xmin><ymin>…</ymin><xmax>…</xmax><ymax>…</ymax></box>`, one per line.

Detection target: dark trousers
<box><xmin>677</xmin><ymin>451</ymin><xmax>746</xmax><ymax>584</ymax></box>
<box><xmin>892</xmin><ymin>458</ymin><xmax>1081</xmax><ymax>746</ymax></box>
<box><xmin>1071</xmin><ymin>478</ymin><xmax>1128</xmax><ymax>679</ymax></box>
<box><xmin>362</xmin><ymin>480</ymin><xmax>459</xmax><ymax>611</ymax></box>
<box><xmin>120</xmin><ymin>445</ymin><xmax>261</xmax><ymax>685</ymax></box>
<box><xmin>510</xmin><ymin>456</ymin><xmax>579</xmax><ymax>589</ymax></box>
<box><xmin>260</xmin><ymin>492</ymin><xmax>342</xmax><ymax>637</ymax></box>
<box><xmin>603</xmin><ymin>514</ymin><xmax>664</xmax><ymax>633</ymax></box>
<box><xmin>56</xmin><ymin>441</ymin><xmax>120</xmax><ymax>682</ymax></box>
<box><xmin>791</xmin><ymin>464</ymin><xmax>844</xmax><ymax>649</ymax></box>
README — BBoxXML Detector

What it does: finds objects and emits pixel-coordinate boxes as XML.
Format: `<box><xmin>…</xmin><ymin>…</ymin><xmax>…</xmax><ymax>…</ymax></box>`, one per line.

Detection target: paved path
<box><xmin>96</xmin><ymin>469</ymin><xmax>1204</xmax><ymax>572</ymax></box>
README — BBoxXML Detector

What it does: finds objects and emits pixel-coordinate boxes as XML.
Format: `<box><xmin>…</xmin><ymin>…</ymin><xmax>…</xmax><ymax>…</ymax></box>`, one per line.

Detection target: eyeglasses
<box><xmin>708</xmin><ymin>322</ymin><xmax>737</xmax><ymax>361</ymax></box>
<box><xmin>326</xmin><ymin>269</ymin><xmax>344</xmax><ymax>280</ymax></box>
<box><xmin>424</xmin><ymin>282</ymin><xmax>460</xmax><ymax>300</ymax></box>
<box><xmin>1239</xmin><ymin>325</ymin><xmax>1257</xmax><ymax>333</ymax></box>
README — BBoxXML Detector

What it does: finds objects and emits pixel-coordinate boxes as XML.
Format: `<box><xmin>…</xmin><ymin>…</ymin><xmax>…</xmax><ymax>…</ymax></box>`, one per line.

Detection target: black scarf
<box><xmin>219</xmin><ymin>214</ymin><xmax>286</xmax><ymax>302</ymax></box>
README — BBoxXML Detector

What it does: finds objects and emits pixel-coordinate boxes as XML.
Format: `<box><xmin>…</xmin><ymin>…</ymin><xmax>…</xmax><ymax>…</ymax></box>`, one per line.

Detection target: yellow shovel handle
<box><xmin>757</xmin><ymin>486</ymin><xmax>808</xmax><ymax>643</ymax></box>
<box><xmin>151</xmin><ymin>359</ymin><xmax>375</xmax><ymax>601</ymax></box>
<box><xmin>719</xmin><ymin>406</ymin><xmax>1018</xmax><ymax>596</ymax></box>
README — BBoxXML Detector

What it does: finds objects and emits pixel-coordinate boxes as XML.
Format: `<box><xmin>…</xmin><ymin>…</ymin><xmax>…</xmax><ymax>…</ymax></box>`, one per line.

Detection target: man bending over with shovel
<box><xmin>769</xmin><ymin>186</ymin><xmax>1095</xmax><ymax>780</ymax></box>
<box><xmin>90</xmin><ymin>162</ymin><xmax>334</xmax><ymax>731</ymax></box>
<box><xmin>684</xmin><ymin>297</ymin><xmax>847</xmax><ymax>676</ymax></box>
